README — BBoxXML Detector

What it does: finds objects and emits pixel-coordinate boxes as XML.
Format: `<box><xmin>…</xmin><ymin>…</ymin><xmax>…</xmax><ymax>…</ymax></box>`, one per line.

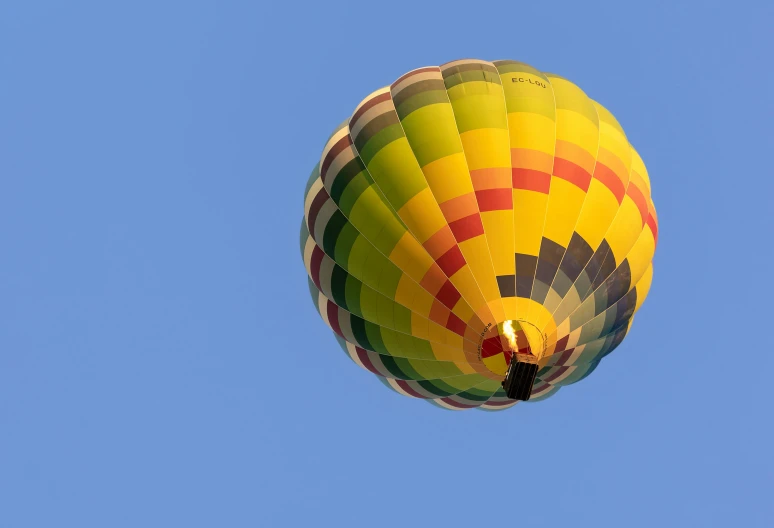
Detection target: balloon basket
<box><xmin>502</xmin><ymin>356</ymin><xmax>539</xmax><ymax>401</ymax></box>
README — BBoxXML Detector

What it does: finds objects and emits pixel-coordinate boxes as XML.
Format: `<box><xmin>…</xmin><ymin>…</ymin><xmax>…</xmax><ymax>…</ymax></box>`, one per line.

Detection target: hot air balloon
<box><xmin>301</xmin><ymin>59</ymin><xmax>657</xmax><ymax>410</ymax></box>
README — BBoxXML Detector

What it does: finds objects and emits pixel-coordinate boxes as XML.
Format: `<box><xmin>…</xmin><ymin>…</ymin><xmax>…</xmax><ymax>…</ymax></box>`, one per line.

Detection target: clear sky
<box><xmin>1</xmin><ymin>1</ymin><xmax>772</xmax><ymax>527</ymax></box>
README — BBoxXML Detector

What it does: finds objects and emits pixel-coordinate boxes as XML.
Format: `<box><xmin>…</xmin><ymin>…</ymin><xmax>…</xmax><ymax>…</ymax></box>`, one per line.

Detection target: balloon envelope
<box><xmin>301</xmin><ymin>59</ymin><xmax>657</xmax><ymax>410</ymax></box>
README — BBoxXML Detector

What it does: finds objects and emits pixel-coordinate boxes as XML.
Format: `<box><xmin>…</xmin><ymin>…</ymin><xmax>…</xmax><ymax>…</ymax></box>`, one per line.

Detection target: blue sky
<box><xmin>1</xmin><ymin>1</ymin><xmax>772</xmax><ymax>526</ymax></box>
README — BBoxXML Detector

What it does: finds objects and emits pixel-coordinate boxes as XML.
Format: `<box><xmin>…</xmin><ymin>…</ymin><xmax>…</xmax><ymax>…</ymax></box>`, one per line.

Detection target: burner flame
<box><xmin>502</xmin><ymin>320</ymin><xmax>519</xmax><ymax>352</ymax></box>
